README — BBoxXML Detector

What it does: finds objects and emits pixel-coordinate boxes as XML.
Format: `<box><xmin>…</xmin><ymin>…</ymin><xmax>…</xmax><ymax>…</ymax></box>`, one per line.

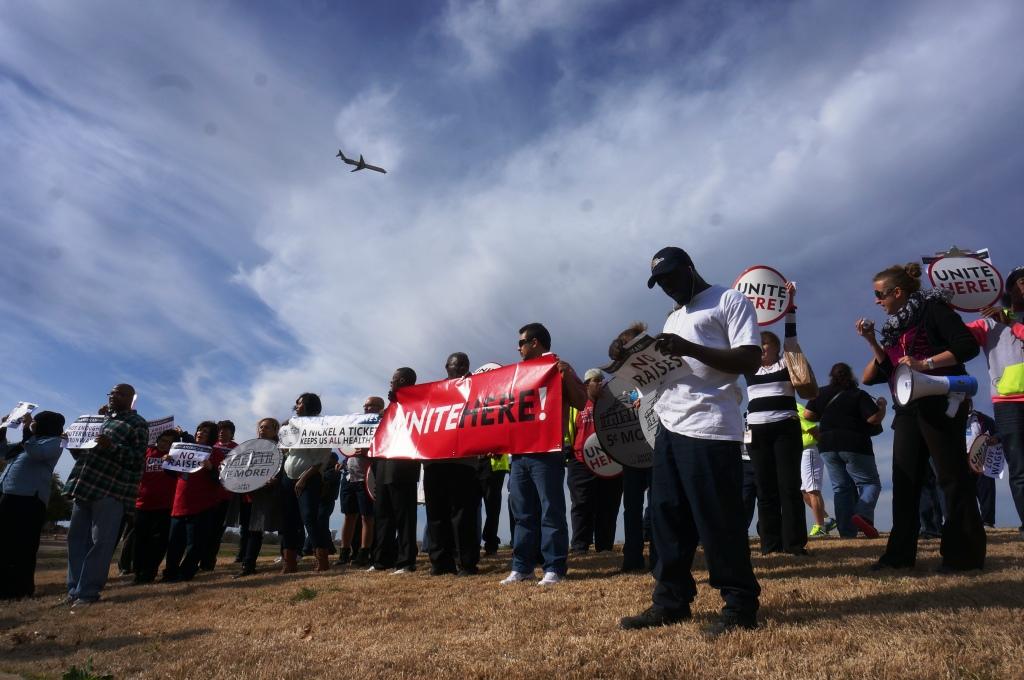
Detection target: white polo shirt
<box><xmin>653</xmin><ymin>284</ymin><xmax>760</xmax><ymax>441</ymax></box>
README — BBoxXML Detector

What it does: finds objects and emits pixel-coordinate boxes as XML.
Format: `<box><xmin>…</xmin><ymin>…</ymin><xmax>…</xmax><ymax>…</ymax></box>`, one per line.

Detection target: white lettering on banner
<box><xmin>732</xmin><ymin>265</ymin><xmax>790</xmax><ymax>326</ymax></box>
<box><xmin>65</xmin><ymin>415</ymin><xmax>107</xmax><ymax>449</ymax></box>
<box><xmin>5</xmin><ymin>402</ymin><xmax>37</xmax><ymax>428</ymax></box>
<box><xmin>279</xmin><ymin>414</ymin><xmax>380</xmax><ymax>455</ymax></box>
<box><xmin>162</xmin><ymin>442</ymin><xmax>212</xmax><ymax>473</ymax></box>
<box><xmin>925</xmin><ymin>253</ymin><xmax>1003</xmax><ymax>312</ymax></box>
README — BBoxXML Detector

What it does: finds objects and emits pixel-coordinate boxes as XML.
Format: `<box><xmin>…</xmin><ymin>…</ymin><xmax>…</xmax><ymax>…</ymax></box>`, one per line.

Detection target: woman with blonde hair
<box><xmin>857</xmin><ymin>262</ymin><xmax>984</xmax><ymax>572</ymax></box>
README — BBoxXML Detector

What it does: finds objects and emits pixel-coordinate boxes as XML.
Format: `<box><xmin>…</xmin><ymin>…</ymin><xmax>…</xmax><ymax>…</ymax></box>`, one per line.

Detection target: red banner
<box><xmin>370</xmin><ymin>356</ymin><xmax>564</xmax><ymax>460</ymax></box>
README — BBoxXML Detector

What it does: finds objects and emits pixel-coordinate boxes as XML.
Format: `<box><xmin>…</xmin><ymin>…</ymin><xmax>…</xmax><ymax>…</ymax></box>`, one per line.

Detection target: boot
<box><xmin>352</xmin><ymin>548</ymin><xmax>371</xmax><ymax>567</ymax></box>
<box><xmin>315</xmin><ymin>548</ymin><xmax>330</xmax><ymax>572</ymax></box>
<box><xmin>336</xmin><ymin>547</ymin><xmax>352</xmax><ymax>566</ymax></box>
<box><xmin>281</xmin><ymin>549</ymin><xmax>298</xmax><ymax>574</ymax></box>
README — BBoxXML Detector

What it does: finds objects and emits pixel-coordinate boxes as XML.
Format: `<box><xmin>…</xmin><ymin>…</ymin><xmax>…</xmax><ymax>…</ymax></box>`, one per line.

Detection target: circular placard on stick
<box><xmin>927</xmin><ymin>255</ymin><xmax>1003</xmax><ymax>312</ymax></box>
<box><xmin>594</xmin><ymin>378</ymin><xmax>653</xmax><ymax>469</ymax></box>
<box><xmin>219</xmin><ymin>438</ymin><xmax>282</xmax><ymax>493</ymax></box>
<box><xmin>473</xmin><ymin>362</ymin><xmax>502</xmax><ymax>374</ymax></box>
<box><xmin>968</xmin><ymin>434</ymin><xmax>990</xmax><ymax>475</ymax></box>
<box><xmin>583</xmin><ymin>433</ymin><xmax>623</xmax><ymax>479</ymax></box>
<box><xmin>733</xmin><ymin>265</ymin><xmax>790</xmax><ymax>326</ymax></box>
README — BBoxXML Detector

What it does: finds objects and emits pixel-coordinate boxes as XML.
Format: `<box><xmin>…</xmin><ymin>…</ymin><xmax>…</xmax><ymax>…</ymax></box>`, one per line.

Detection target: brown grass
<box><xmin>2</xmin><ymin>532</ymin><xmax>1023</xmax><ymax>680</ymax></box>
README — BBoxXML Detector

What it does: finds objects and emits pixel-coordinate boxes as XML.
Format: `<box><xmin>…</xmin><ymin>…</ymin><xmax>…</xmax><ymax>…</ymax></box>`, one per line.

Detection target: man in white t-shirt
<box><xmin>620</xmin><ymin>246</ymin><xmax>762</xmax><ymax>636</ymax></box>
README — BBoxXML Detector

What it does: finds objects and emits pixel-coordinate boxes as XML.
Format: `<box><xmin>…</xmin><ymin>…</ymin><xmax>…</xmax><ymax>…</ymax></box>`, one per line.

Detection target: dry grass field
<box><xmin>2</xmin><ymin>531</ymin><xmax>1023</xmax><ymax>680</ymax></box>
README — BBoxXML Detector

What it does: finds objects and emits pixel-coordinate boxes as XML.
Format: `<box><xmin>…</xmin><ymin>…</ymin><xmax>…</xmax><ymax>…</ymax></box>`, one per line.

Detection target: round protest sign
<box><xmin>593</xmin><ymin>378</ymin><xmax>653</xmax><ymax>469</ymax></box>
<box><xmin>927</xmin><ymin>255</ymin><xmax>1003</xmax><ymax>312</ymax></box>
<box><xmin>473</xmin><ymin>362</ymin><xmax>502</xmax><ymax>374</ymax></box>
<box><xmin>967</xmin><ymin>434</ymin><xmax>990</xmax><ymax>475</ymax></box>
<box><xmin>733</xmin><ymin>265</ymin><xmax>791</xmax><ymax>326</ymax></box>
<box><xmin>582</xmin><ymin>433</ymin><xmax>623</xmax><ymax>479</ymax></box>
<box><xmin>366</xmin><ymin>465</ymin><xmax>376</xmax><ymax>501</ymax></box>
<box><xmin>219</xmin><ymin>438</ymin><xmax>282</xmax><ymax>493</ymax></box>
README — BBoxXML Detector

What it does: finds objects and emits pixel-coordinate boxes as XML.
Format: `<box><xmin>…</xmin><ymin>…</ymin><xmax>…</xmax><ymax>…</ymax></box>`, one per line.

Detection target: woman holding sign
<box><xmin>858</xmin><ymin>262</ymin><xmax>984</xmax><ymax>572</ymax></box>
<box><xmin>163</xmin><ymin>421</ymin><xmax>226</xmax><ymax>582</ymax></box>
<box><xmin>231</xmin><ymin>417</ymin><xmax>284</xmax><ymax>578</ymax></box>
<box><xmin>744</xmin><ymin>283</ymin><xmax>810</xmax><ymax>555</ymax></box>
<box><xmin>279</xmin><ymin>393</ymin><xmax>334</xmax><ymax>574</ymax></box>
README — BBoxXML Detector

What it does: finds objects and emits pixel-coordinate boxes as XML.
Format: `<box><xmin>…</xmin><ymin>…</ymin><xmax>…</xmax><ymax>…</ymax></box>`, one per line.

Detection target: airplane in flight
<box><xmin>336</xmin><ymin>149</ymin><xmax>387</xmax><ymax>174</ymax></box>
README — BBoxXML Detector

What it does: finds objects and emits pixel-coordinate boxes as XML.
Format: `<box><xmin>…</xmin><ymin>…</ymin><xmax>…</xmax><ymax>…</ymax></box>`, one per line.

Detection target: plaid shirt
<box><xmin>63</xmin><ymin>410</ymin><xmax>149</xmax><ymax>503</ymax></box>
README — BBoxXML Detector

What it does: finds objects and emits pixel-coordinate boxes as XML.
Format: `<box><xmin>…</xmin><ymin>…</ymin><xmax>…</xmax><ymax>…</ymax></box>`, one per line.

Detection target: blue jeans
<box><xmin>994</xmin><ymin>402</ymin><xmax>1024</xmax><ymax>530</ymax></box>
<box><xmin>66</xmin><ymin>496</ymin><xmax>125</xmax><ymax>602</ymax></box>
<box><xmin>281</xmin><ymin>474</ymin><xmax>333</xmax><ymax>550</ymax></box>
<box><xmin>821</xmin><ymin>451</ymin><xmax>881</xmax><ymax>538</ymax></box>
<box><xmin>509</xmin><ymin>453</ymin><xmax>568</xmax><ymax>575</ymax></box>
<box><xmin>650</xmin><ymin>431</ymin><xmax>759</xmax><ymax>618</ymax></box>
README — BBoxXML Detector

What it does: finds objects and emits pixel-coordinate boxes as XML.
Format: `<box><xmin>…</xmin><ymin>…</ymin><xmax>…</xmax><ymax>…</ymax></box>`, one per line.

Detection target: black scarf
<box><xmin>879</xmin><ymin>289</ymin><xmax>953</xmax><ymax>348</ymax></box>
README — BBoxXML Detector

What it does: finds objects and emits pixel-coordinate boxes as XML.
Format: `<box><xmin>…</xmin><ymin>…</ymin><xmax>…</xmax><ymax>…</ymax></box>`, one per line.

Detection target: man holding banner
<box><xmin>620</xmin><ymin>247</ymin><xmax>761</xmax><ymax>635</ymax></box>
<box><xmin>500</xmin><ymin>323</ymin><xmax>587</xmax><ymax>587</ymax></box>
<box><xmin>63</xmin><ymin>384</ymin><xmax>148</xmax><ymax>605</ymax></box>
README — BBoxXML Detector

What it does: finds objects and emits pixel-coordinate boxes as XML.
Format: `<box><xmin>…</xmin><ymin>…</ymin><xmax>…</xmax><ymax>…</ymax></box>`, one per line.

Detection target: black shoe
<box><xmin>430</xmin><ymin>565</ymin><xmax>457</xmax><ymax>576</ymax></box>
<box><xmin>456</xmin><ymin>566</ymin><xmax>479</xmax><ymax>577</ymax></box>
<box><xmin>619</xmin><ymin>605</ymin><xmax>691</xmax><ymax>630</ymax></box>
<box><xmin>787</xmin><ymin>548</ymin><xmax>810</xmax><ymax>557</ymax></box>
<box><xmin>620</xmin><ymin>563</ymin><xmax>646</xmax><ymax>574</ymax></box>
<box><xmin>570</xmin><ymin>546</ymin><xmax>589</xmax><ymax>555</ymax></box>
<box><xmin>232</xmin><ymin>556</ymin><xmax>244</xmax><ymax>564</ymax></box>
<box><xmin>702</xmin><ymin>614</ymin><xmax>757</xmax><ymax>638</ymax></box>
<box><xmin>232</xmin><ymin>566</ymin><xmax>256</xmax><ymax>579</ymax></box>
<box><xmin>160</xmin><ymin>575</ymin><xmax>182</xmax><ymax>584</ymax></box>
<box><xmin>338</xmin><ymin>547</ymin><xmax>352</xmax><ymax>564</ymax></box>
<box><xmin>484</xmin><ymin>547</ymin><xmax>498</xmax><ymax>556</ymax></box>
<box><xmin>352</xmin><ymin>549</ymin><xmax>371</xmax><ymax>567</ymax></box>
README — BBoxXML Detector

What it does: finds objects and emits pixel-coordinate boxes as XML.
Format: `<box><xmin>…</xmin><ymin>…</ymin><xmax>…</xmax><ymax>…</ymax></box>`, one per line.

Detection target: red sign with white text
<box><xmin>371</xmin><ymin>356</ymin><xmax>564</xmax><ymax>460</ymax></box>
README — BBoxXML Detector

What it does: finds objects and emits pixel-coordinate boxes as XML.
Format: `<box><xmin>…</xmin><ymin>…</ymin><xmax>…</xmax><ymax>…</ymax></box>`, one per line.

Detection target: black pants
<box><xmin>424</xmin><ymin>463</ymin><xmax>481</xmax><ymax>571</ymax></box>
<box><xmin>200</xmin><ymin>500</ymin><xmax>230</xmax><ymax>570</ymax></box>
<box><xmin>741</xmin><ymin>457</ymin><xmax>758</xmax><ymax>533</ymax></box>
<box><xmin>240</xmin><ymin>530</ymin><xmax>264</xmax><ymax>569</ymax></box>
<box><xmin>919</xmin><ymin>461</ymin><xmax>946</xmax><ymax>535</ymax></box>
<box><xmin>373</xmin><ymin>479</ymin><xmax>418</xmax><ymax>570</ymax></box>
<box><xmin>976</xmin><ymin>474</ymin><xmax>996</xmax><ymax>527</ymax></box>
<box><xmin>567</xmin><ymin>459</ymin><xmax>623</xmax><ymax>551</ymax></box>
<box><xmin>481</xmin><ymin>469</ymin><xmax>507</xmax><ymax>552</ymax></box>
<box><xmin>650</xmin><ymin>431</ymin><xmax>759</xmax><ymax>619</ymax></box>
<box><xmin>133</xmin><ymin>508</ymin><xmax>171</xmax><ymax>582</ymax></box>
<box><xmin>994</xmin><ymin>402</ymin><xmax>1024</xmax><ymax>530</ymax></box>
<box><xmin>622</xmin><ymin>466</ymin><xmax>656</xmax><ymax>570</ymax></box>
<box><xmin>117</xmin><ymin>512</ymin><xmax>135</xmax><ymax>573</ymax></box>
<box><xmin>0</xmin><ymin>493</ymin><xmax>46</xmax><ymax>599</ymax></box>
<box><xmin>235</xmin><ymin>499</ymin><xmax>253</xmax><ymax>561</ymax></box>
<box><xmin>165</xmin><ymin>509</ymin><xmax>216</xmax><ymax>580</ymax></box>
<box><xmin>882</xmin><ymin>399</ymin><xmax>986</xmax><ymax>570</ymax></box>
<box><xmin>749</xmin><ymin>418</ymin><xmax>806</xmax><ymax>554</ymax></box>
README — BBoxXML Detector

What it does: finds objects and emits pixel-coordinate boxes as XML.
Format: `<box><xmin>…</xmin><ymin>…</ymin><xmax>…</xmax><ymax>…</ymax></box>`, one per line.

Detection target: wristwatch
<box><xmin>925</xmin><ymin>357</ymin><xmax>935</xmax><ymax>371</ymax></box>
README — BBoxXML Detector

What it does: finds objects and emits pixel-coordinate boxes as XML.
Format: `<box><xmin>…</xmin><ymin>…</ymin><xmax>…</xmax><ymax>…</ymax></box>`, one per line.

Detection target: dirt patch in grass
<box><xmin>2</xmin><ymin>531</ymin><xmax>1023</xmax><ymax>679</ymax></box>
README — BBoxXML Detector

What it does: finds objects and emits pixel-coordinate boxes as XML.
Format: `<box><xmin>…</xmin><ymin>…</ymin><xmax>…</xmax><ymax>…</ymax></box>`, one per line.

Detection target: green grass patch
<box><xmin>290</xmin><ymin>586</ymin><xmax>317</xmax><ymax>604</ymax></box>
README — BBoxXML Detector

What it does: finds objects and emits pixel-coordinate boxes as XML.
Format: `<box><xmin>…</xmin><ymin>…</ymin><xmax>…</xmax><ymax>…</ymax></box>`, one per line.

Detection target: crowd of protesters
<box><xmin>0</xmin><ymin>249</ymin><xmax>1021</xmax><ymax>636</ymax></box>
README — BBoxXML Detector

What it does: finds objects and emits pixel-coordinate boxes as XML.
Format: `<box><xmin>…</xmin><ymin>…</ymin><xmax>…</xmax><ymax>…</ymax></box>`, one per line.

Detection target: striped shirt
<box><xmin>746</xmin><ymin>313</ymin><xmax>798</xmax><ymax>425</ymax></box>
<box><xmin>63</xmin><ymin>410</ymin><xmax>149</xmax><ymax>503</ymax></box>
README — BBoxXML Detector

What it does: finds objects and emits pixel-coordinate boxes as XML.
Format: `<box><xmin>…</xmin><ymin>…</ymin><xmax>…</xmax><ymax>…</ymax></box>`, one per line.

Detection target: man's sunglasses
<box><xmin>518</xmin><ymin>337</ymin><xmax>534</xmax><ymax>347</ymax></box>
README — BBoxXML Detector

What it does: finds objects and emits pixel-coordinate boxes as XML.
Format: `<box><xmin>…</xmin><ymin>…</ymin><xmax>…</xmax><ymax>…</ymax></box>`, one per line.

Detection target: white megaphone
<box><xmin>893</xmin><ymin>364</ymin><xmax>978</xmax><ymax>418</ymax></box>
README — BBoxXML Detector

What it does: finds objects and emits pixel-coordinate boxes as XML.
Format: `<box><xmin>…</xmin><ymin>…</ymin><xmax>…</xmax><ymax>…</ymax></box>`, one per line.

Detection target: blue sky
<box><xmin>2</xmin><ymin>0</ymin><xmax>1022</xmax><ymax>532</ymax></box>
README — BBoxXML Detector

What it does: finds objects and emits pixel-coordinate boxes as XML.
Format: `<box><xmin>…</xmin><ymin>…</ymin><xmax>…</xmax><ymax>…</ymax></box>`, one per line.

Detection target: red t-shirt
<box><xmin>572</xmin><ymin>402</ymin><xmax>596</xmax><ymax>464</ymax></box>
<box><xmin>170</xmin><ymin>446</ymin><xmax>226</xmax><ymax>517</ymax></box>
<box><xmin>136</xmin><ymin>446</ymin><xmax>179</xmax><ymax>511</ymax></box>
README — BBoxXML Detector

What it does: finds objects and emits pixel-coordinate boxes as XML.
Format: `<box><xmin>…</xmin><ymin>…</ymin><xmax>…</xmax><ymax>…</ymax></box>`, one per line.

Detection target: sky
<box><xmin>1</xmin><ymin>0</ymin><xmax>1022</xmax><ymax>534</ymax></box>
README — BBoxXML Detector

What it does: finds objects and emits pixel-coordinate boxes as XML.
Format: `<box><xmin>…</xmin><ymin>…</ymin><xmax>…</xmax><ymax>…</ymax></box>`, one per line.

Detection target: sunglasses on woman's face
<box><xmin>873</xmin><ymin>287</ymin><xmax>896</xmax><ymax>300</ymax></box>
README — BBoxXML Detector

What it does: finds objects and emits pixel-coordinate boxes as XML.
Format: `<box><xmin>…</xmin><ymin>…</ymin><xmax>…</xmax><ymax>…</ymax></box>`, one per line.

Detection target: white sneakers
<box><xmin>500</xmin><ymin>571</ymin><xmax>532</xmax><ymax>585</ymax></box>
<box><xmin>499</xmin><ymin>570</ymin><xmax>564</xmax><ymax>586</ymax></box>
<box><xmin>537</xmin><ymin>571</ymin><xmax>563</xmax><ymax>586</ymax></box>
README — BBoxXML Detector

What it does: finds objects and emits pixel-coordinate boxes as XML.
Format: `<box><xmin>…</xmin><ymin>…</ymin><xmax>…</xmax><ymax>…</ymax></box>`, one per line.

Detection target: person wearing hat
<box><xmin>620</xmin><ymin>247</ymin><xmax>761</xmax><ymax>635</ymax></box>
<box><xmin>966</xmin><ymin>265</ymin><xmax>1024</xmax><ymax>537</ymax></box>
<box><xmin>0</xmin><ymin>410</ymin><xmax>65</xmax><ymax>599</ymax></box>
<box><xmin>566</xmin><ymin>369</ymin><xmax>623</xmax><ymax>555</ymax></box>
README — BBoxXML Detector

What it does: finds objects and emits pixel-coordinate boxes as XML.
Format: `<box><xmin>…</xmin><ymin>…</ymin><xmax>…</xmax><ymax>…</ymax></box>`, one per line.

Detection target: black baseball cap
<box><xmin>647</xmin><ymin>246</ymin><xmax>693</xmax><ymax>288</ymax></box>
